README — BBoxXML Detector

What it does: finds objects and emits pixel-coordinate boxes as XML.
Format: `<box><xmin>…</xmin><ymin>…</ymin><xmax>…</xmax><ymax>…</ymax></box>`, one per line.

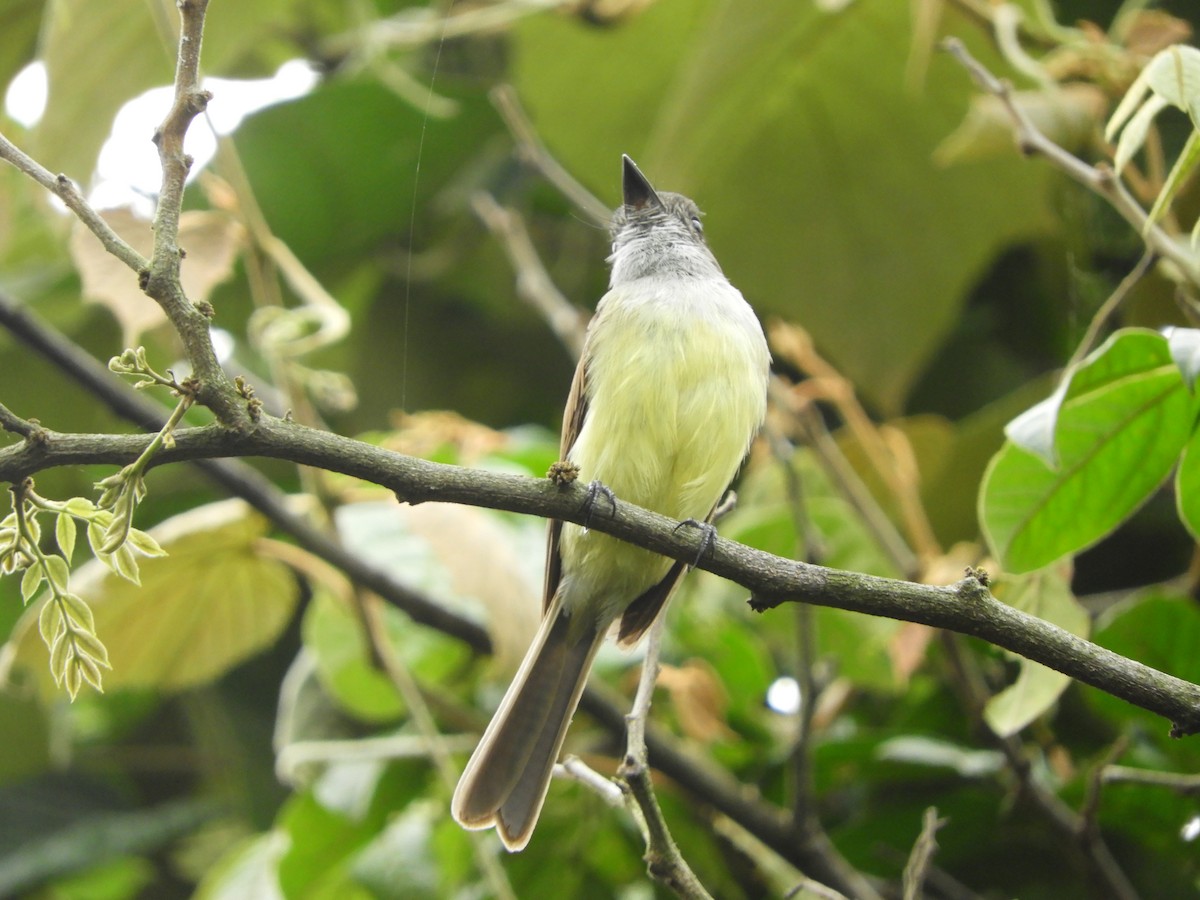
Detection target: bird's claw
<box><xmin>674</xmin><ymin>518</ymin><xmax>717</xmax><ymax>567</ymax></box>
<box><xmin>581</xmin><ymin>480</ymin><xmax>617</xmax><ymax>529</ymax></box>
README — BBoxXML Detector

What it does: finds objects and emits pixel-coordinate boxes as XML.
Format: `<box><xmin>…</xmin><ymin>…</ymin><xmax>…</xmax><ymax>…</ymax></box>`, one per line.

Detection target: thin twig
<box><xmin>766</xmin><ymin>427</ymin><xmax>825</xmax><ymax>825</ymax></box>
<box><xmin>1066</xmin><ymin>250</ymin><xmax>1156</xmax><ymax>370</ymax></box>
<box><xmin>557</xmin><ymin>755</ymin><xmax>626</xmax><ymax>806</ymax></box>
<box><xmin>770</xmin><ymin>323</ymin><xmax>939</xmax><ymax>566</ymax></box>
<box><xmin>902</xmin><ymin>807</ymin><xmax>946</xmax><ymax>900</ymax></box>
<box><xmin>136</xmin><ymin>0</ymin><xmax>246</xmax><ymax>426</ymax></box>
<box><xmin>0</xmin><ymin>134</ymin><xmax>147</xmax><ymax>272</ymax></box>
<box><xmin>773</xmin><ymin>379</ymin><xmax>916</xmax><ymax>577</ymax></box>
<box><xmin>489</xmin><ymin>84</ymin><xmax>612</xmax><ymax>227</ymax></box>
<box><xmin>470</xmin><ymin>192</ymin><xmax>588</xmax><ymax>357</ymax></box>
<box><xmin>322</xmin><ymin>0</ymin><xmax>575</xmax><ymax>58</ymax></box>
<box><xmin>617</xmin><ymin>615</ymin><xmax>713</xmax><ymax>900</ymax></box>
<box><xmin>1101</xmin><ymin>765</ymin><xmax>1200</xmax><ymax>795</ymax></box>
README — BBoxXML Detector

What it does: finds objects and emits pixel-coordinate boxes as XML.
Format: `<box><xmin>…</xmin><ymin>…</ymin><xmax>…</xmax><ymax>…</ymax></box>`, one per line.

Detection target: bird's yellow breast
<box><xmin>557</xmin><ymin>277</ymin><xmax>769</xmax><ymax>623</ymax></box>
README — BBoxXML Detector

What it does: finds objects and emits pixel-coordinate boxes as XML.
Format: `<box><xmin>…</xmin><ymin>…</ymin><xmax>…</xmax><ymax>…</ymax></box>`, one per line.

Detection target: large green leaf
<box><xmin>983</xmin><ymin>567</ymin><xmax>1088</xmax><ymax>737</ymax></box>
<box><xmin>513</xmin><ymin>0</ymin><xmax>1050</xmax><ymax>412</ymax></box>
<box><xmin>980</xmin><ymin>329</ymin><xmax>1195</xmax><ymax>572</ymax></box>
<box><xmin>231</xmin><ymin>78</ymin><xmax>498</xmax><ymax>266</ymax></box>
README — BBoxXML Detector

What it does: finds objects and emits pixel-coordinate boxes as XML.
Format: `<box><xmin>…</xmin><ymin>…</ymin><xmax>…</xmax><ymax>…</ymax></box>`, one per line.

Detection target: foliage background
<box><xmin>1</xmin><ymin>0</ymin><xmax>1200</xmax><ymax>897</ymax></box>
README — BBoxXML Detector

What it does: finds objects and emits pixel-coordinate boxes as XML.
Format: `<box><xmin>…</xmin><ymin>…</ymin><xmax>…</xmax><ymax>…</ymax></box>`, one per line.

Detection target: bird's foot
<box><xmin>674</xmin><ymin>518</ymin><xmax>718</xmax><ymax>567</ymax></box>
<box><xmin>581</xmin><ymin>480</ymin><xmax>617</xmax><ymax>529</ymax></box>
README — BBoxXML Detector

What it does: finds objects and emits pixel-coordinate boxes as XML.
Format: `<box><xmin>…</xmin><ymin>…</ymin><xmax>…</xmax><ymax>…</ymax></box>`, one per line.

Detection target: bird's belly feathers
<box><xmin>559</xmin><ymin>278</ymin><xmax>768</xmax><ymax>617</ymax></box>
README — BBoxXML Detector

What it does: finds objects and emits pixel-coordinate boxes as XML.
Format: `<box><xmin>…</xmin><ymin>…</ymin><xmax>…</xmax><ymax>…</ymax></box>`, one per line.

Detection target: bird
<box><xmin>452</xmin><ymin>155</ymin><xmax>770</xmax><ymax>851</ymax></box>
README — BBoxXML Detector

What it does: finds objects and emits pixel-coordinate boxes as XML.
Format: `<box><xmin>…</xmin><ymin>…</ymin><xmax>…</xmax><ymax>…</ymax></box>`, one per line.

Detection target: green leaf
<box><xmin>193</xmin><ymin>832</ymin><xmax>288</xmax><ymax>900</ymax></box>
<box><xmin>32</xmin><ymin>0</ymin><xmax>172</xmax><ymax>180</ymax></box>
<box><xmin>19</xmin><ymin>563</ymin><xmax>42</xmax><ymax>603</ymax></box>
<box><xmin>350</xmin><ymin>804</ymin><xmax>440</xmax><ymax>900</ymax></box>
<box><xmin>983</xmin><ymin>567</ymin><xmax>1088</xmax><ymax>737</ymax></box>
<box><xmin>1143</xmin><ymin>44</ymin><xmax>1200</xmax><ymax>124</ymax></box>
<box><xmin>37</xmin><ymin>597</ymin><xmax>62</xmax><ymax>645</ymax></box>
<box><xmin>0</xmin><ymin>499</ymin><xmax>301</xmax><ymax>699</ymax></box>
<box><xmin>233</xmin><ymin>78</ymin><xmax>497</xmax><ymax>266</ymax></box>
<box><xmin>0</xmin><ymin>1</ymin><xmax>40</xmax><ymax>96</ymax></box>
<box><xmin>1003</xmin><ymin>374</ymin><xmax>1073</xmax><ymax>466</ymax></box>
<box><xmin>1145</xmin><ymin>129</ymin><xmax>1200</xmax><ymax>232</ymax></box>
<box><xmin>59</xmin><ymin>591</ymin><xmax>95</xmax><ymax>632</ymax></box>
<box><xmin>56</xmin><ymin>512</ymin><xmax>77</xmax><ymax>561</ymax></box>
<box><xmin>1176</xmin><ymin>426</ymin><xmax>1200</xmax><ymax>539</ymax></box>
<box><xmin>301</xmin><ymin>588</ymin><xmax>403</xmax><ymax>723</ymax></box>
<box><xmin>980</xmin><ymin>329</ymin><xmax>1195</xmax><ymax>572</ymax></box>
<box><xmin>32</xmin><ymin>0</ymin><xmax>314</xmax><ymax>181</ymax></box>
<box><xmin>514</xmin><ymin>0</ymin><xmax>1049</xmax><ymax>412</ymax></box>
<box><xmin>126</xmin><ymin>527</ymin><xmax>167</xmax><ymax>558</ymax></box>
<box><xmin>44</xmin><ymin>553</ymin><xmax>69</xmax><ymax>592</ymax></box>
<box><xmin>1112</xmin><ymin>93</ymin><xmax>1168</xmax><ymax>174</ymax></box>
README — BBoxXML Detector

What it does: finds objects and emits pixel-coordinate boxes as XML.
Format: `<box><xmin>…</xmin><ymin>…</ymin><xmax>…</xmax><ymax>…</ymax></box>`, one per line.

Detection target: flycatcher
<box><xmin>452</xmin><ymin>155</ymin><xmax>770</xmax><ymax>850</ymax></box>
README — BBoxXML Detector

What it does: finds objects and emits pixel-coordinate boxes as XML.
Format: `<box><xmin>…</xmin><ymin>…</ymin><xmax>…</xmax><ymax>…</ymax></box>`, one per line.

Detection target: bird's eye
<box><xmin>691</xmin><ymin>216</ymin><xmax>703</xmax><ymax>234</ymax></box>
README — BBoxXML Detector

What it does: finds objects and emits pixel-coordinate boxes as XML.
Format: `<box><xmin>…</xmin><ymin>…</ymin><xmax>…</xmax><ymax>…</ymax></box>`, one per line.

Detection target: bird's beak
<box><xmin>622</xmin><ymin>155</ymin><xmax>662</xmax><ymax>211</ymax></box>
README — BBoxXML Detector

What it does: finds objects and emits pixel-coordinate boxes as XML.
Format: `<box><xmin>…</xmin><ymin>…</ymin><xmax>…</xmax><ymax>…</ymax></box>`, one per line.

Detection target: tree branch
<box><xmin>0</xmin><ymin>133</ymin><xmax>147</xmax><ymax>272</ymax></box>
<box><xmin>3</xmin><ymin>415</ymin><xmax>1200</xmax><ymax>739</ymax></box>
<box><xmin>617</xmin><ymin>616</ymin><xmax>715</xmax><ymax>900</ymax></box>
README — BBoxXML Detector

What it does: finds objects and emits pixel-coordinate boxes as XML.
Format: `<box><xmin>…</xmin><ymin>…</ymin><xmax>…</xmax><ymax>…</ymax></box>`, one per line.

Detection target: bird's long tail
<box><xmin>451</xmin><ymin>602</ymin><xmax>602</xmax><ymax>851</ymax></box>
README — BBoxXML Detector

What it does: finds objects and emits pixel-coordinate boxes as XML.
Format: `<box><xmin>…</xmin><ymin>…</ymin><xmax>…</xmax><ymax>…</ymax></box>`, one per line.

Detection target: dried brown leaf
<box><xmin>70</xmin><ymin>207</ymin><xmax>245</xmax><ymax>344</ymax></box>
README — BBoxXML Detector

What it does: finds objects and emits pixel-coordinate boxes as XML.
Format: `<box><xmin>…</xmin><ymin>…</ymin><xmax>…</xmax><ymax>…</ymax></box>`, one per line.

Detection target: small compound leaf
<box><xmin>43</xmin><ymin>555</ymin><xmax>70</xmax><ymax>593</ymax></box>
<box><xmin>76</xmin><ymin>654</ymin><xmax>105</xmax><ymax>691</ymax></box>
<box><xmin>37</xmin><ymin>600</ymin><xmax>63</xmax><ymax>646</ymax></box>
<box><xmin>126</xmin><ymin>528</ymin><xmax>167</xmax><ymax>558</ymax></box>
<box><xmin>59</xmin><ymin>592</ymin><xmax>96</xmax><ymax>633</ymax></box>
<box><xmin>70</xmin><ymin>628</ymin><xmax>111</xmax><ymax>668</ymax></box>
<box><xmin>1113</xmin><ymin>93</ymin><xmax>1169</xmax><ymax>174</ymax></box>
<box><xmin>48</xmin><ymin>632</ymin><xmax>69</xmax><ymax>686</ymax></box>
<box><xmin>56</xmin><ymin>513</ymin><xmax>77</xmax><ymax>561</ymax></box>
<box><xmin>0</xmin><ymin>500</ymin><xmax>301</xmax><ymax>700</ymax></box>
<box><xmin>1106</xmin><ymin>63</ymin><xmax>1152</xmax><ymax>142</ymax></box>
<box><xmin>20</xmin><ymin>565</ymin><xmax>43</xmax><ymax>604</ymax></box>
<box><xmin>1145</xmin><ymin>130</ymin><xmax>1200</xmax><ymax>232</ymax></box>
<box><xmin>64</xmin><ymin>497</ymin><xmax>98</xmax><ymax>517</ymax></box>
<box><xmin>1143</xmin><ymin>44</ymin><xmax>1200</xmax><ymax>118</ymax></box>
<box><xmin>110</xmin><ymin>543</ymin><xmax>141</xmax><ymax>586</ymax></box>
<box><xmin>63</xmin><ymin>662</ymin><xmax>82</xmax><ymax>700</ymax></box>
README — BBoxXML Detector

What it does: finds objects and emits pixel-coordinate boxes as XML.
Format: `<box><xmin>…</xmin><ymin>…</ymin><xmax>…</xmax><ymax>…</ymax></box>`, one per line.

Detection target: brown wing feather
<box><xmin>617</xmin><ymin>503</ymin><xmax>719</xmax><ymax>645</ymax></box>
<box><xmin>616</xmin><ymin>558</ymin><xmax>688</xmax><ymax>645</ymax></box>
<box><xmin>543</xmin><ymin>351</ymin><xmax>590</xmax><ymax>613</ymax></box>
